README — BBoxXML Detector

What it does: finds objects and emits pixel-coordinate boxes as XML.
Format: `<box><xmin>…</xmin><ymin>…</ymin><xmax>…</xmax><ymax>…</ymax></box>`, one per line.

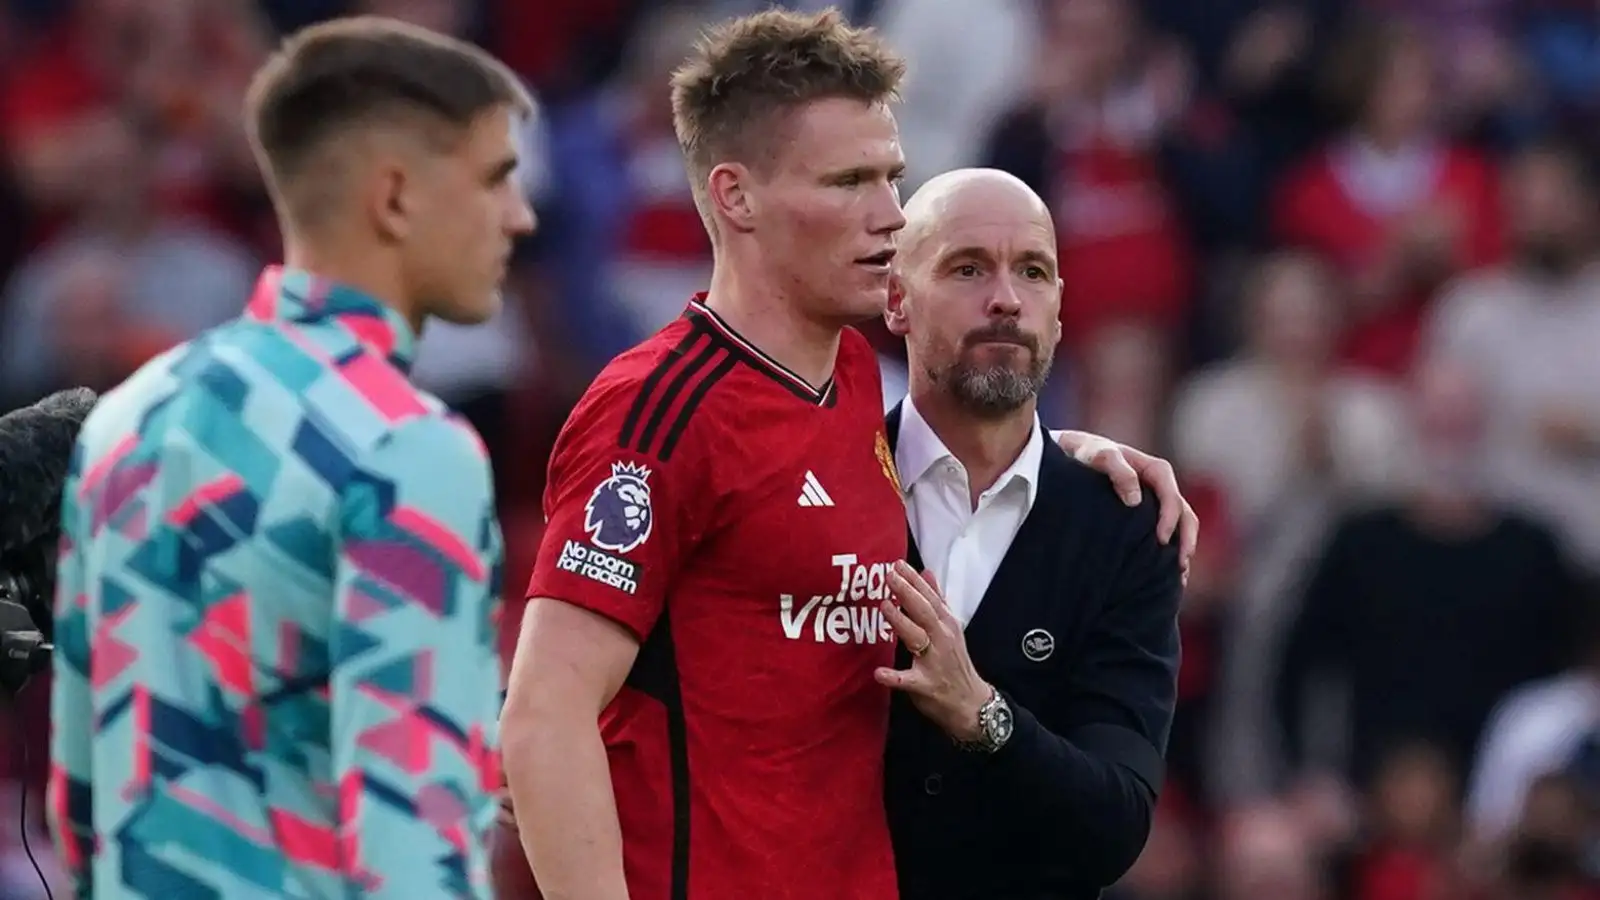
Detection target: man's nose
<box><xmin>869</xmin><ymin>182</ymin><xmax>907</xmax><ymax>235</ymax></box>
<box><xmin>986</xmin><ymin>275</ymin><xmax>1024</xmax><ymax>316</ymax></box>
<box><xmin>508</xmin><ymin>194</ymin><xmax>537</xmax><ymax>236</ymax></box>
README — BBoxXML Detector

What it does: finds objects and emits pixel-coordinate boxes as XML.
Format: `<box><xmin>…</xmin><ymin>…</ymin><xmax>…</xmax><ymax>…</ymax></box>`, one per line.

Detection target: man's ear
<box><xmin>884</xmin><ymin>273</ymin><xmax>910</xmax><ymax>337</ymax></box>
<box><xmin>707</xmin><ymin>162</ymin><xmax>756</xmax><ymax>233</ymax></box>
<box><xmin>1049</xmin><ymin>277</ymin><xmax>1065</xmax><ymax>347</ymax></box>
<box><xmin>368</xmin><ymin>157</ymin><xmax>412</xmax><ymax>244</ymax></box>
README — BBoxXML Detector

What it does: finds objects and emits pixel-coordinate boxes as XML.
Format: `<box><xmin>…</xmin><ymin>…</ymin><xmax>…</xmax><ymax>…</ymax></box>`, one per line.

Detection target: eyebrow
<box><xmin>941</xmin><ymin>246</ymin><xmax>1058</xmax><ymax>275</ymax></box>
<box><xmin>827</xmin><ymin>163</ymin><xmax>907</xmax><ymax>184</ymax></box>
<box><xmin>487</xmin><ymin>155</ymin><xmax>520</xmax><ymax>183</ymax></box>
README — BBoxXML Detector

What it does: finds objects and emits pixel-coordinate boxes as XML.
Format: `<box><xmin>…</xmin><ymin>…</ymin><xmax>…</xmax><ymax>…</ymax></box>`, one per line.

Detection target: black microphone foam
<box><xmin>0</xmin><ymin>388</ymin><xmax>97</xmax><ymax>556</ymax></box>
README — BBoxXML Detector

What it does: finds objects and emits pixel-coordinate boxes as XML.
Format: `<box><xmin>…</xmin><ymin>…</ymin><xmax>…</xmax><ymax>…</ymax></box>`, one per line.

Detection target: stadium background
<box><xmin>2</xmin><ymin>0</ymin><xmax>1600</xmax><ymax>897</ymax></box>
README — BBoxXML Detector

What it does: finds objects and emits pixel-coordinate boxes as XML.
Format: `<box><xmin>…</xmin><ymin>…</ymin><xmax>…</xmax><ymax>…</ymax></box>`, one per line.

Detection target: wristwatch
<box><xmin>956</xmin><ymin>687</ymin><xmax>1014</xmax><ymax>753</ymax></box>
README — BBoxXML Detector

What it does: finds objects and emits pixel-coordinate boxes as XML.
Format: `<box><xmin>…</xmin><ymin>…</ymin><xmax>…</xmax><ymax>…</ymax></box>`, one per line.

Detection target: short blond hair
<box><xmin>669</xmin><ymin>9</ymin><xmax>905</xmax><ymax>219</ymax></box>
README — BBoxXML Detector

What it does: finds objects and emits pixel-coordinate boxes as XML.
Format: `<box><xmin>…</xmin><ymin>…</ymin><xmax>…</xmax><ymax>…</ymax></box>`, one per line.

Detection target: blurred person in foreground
<box><xmin>1425</xmin><ymin>136</ymin><xmax>1600</xmax><ymax>576</ymax></box>
<box><xmin>49</xmin><ymin>16</ymin><xmax>534</xmax><ymax>899</ymax></box>
<box><xmin>879</xmin><ymin>168</ymin><xmax>1181</xmax><ymax>898</ymax></box>
<box><xmin>498</xmin><ymin>10</ymin><xmax>1197</xmax><ymax>900</ymax></box>
<box><xmin>1275</xmin><ymin>358</ymin><xmax>1576</xmax><ymax>807</ymax></box>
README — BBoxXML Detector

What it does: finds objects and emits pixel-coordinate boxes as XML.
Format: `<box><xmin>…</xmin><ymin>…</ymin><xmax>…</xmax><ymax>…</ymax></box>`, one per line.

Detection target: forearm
<box><xmin>987</xmin><ymin>699</ymin><xmax>1159</xmax><ymax>886</ymax></box>
<box><xmin>503</xmin><ymin>713</ymin><xmax>630</xmax><ymax>900</ymax></box>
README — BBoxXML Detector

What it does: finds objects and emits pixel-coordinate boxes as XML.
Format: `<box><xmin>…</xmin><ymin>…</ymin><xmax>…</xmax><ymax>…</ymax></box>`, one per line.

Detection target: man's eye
<box><xmin>956</xmin><ymin>264</ymin><xmax>980</xmax><ymax>277</ymax></box>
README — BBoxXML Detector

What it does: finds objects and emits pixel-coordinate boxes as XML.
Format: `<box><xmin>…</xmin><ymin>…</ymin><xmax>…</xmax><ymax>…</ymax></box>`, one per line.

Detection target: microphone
<box><xmin>0</xmin><ymin>387</ymin><xmax>97</xmax><ymax>556</ymax></box>
<box><xmin>0</xmin><ymin>388</ymin><xmax>97</xmax><ymax>695</ymax></box>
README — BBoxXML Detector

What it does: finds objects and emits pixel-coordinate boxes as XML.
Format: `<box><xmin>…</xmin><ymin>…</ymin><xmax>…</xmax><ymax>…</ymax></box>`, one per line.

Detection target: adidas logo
<box><xmin>797</xmin><ymin>470</ymin><xmax>834</xmax><ymax>507</ymax></box>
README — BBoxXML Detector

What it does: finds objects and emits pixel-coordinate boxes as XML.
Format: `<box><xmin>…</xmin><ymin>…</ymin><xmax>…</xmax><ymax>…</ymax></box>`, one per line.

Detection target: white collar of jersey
<box><xmin>895</xmin><ymin>398</ymin><xmax>1044</xmax><ymax>511</ymax></box>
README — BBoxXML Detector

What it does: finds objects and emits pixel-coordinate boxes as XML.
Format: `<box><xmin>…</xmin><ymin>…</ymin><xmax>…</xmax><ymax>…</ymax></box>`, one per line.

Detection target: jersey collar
<box><xmin>685</xmin><ymin>295</ymin><xmax>836</xmax><ymax>405</ymax></box>
<box><xmin>245</xmin><ymin>265</ymin><xmax>419</xmax><ymax>374</ymax></box>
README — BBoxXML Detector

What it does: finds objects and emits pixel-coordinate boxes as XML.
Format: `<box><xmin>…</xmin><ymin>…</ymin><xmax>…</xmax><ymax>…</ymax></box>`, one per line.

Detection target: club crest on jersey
<box><xmin>874</xmin><ymin>430</ymin><xmax>902</xmax><ymax>494</ymax></box>
<box><xmin>584</xmin><ymin>461</ymin><xmax>654</xmax><ymax>553</ymax></box>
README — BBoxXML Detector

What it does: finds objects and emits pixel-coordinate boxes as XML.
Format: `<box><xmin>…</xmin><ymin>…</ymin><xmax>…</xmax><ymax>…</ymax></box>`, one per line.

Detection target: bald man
<box><xmin>875</xmin><ymin>169</ymin><xmax>1182</xmax><ymax>900</ymax></box>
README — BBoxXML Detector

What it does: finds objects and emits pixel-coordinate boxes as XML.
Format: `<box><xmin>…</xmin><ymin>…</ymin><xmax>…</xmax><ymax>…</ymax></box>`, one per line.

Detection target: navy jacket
<box><xmin>883</xmin><ymin>405</ymin><xmax>1183</xmax><ymax>899</ymax></box>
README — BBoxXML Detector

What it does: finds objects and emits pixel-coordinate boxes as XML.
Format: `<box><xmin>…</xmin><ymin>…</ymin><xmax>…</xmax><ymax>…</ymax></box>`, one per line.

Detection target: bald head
<box><xmin>887</xmin><ymin>167</ymin><xmax>1062</xmax><ymax>419</ymax></box>
<box><xmin>901</xmin><ymin>168</ymin><xmax>1054</xmax><ymax>267</ymax></box>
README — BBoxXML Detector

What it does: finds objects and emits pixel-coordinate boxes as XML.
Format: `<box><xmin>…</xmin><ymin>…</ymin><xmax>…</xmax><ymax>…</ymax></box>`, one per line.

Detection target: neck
<box><xmin>283</xmin><ymin>231</ymin><xmax>421</xmax><ymax>333</ymax></box>
<box><xmin>910</xmin><ymin>381</ymin><xmax>1036</xmax><ymax>507</ymax></box>
<box><xmin>702</xmin><ymin>256</ymin><xmax>842</xmax><ymax>388</ymax></box>
<box><xmin>1407</xmin><ymin>485</ymin><xmax>1490</xmax><ymax>539</ymax></box>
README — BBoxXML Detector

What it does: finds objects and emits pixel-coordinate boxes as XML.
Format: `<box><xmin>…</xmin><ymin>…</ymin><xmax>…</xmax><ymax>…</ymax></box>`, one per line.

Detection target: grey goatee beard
<box><xmin>932</xmin><ymin>320</ymin><xmax>1052</xmax><ymax>418</ymax></box>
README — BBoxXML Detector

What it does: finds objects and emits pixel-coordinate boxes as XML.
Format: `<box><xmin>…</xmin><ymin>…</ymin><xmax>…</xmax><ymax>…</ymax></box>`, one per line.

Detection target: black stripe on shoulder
<box><xmin>692</xmin><ymin>308</ymin><xmax>833</xmax><ymax>404</ymax></box>
<box><xmin>658</xmin><ymin>354</ymin><xmax>737</xmax><ymax>462</ymax></box>
<box><xmin>635</xmin><ymin>338</ymin><xmax>721</xmax><ymax>459</ymax></box>
<box><xmin>619</xmin><ymin>328</ymin><xmax>704</xmax><ymax>454</ymax></box>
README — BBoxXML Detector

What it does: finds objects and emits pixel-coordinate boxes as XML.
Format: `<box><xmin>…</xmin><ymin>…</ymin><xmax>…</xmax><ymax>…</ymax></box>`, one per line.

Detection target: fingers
<box><xmin>1050</xmin><ymin>429</ymin><xmax>1085</xmax><ymax>454</ymax></box>
<box><xmin>875</xmin><ymin>666</ymin><xmax>929</xmax><ymax>692</ymax></box>
<box><xmin>1100</xmin><ymin>448</ymin><xmax>1143</xmax><ymax>507</ymax></box>
<box><xmin>1064</xmin><ymin>433</ymin><xmax>1143</xmax><ymax>506</ymax></box>
<box><xmin>917</xmin><ymin>568</ymin><xmax>960</xmax><ymax>628</ymax></box>
<box><xmin>1153</xmin><ymin>477</ymin><xmax>1181</xmax><ymax>544</ymax></box>
<box><xmin>1121</xmin><ymin>447</ymin><xmax>1180</xmax><ymax>542</ymax></box>
<box><xmin>888</xmin><ymin>562</ymin><xmax>942</xmax><ymax>630</ymax></box>
<box><xmin>880</xmin><ymin>599</ymin><xmax>931</xmax><ymax>656</ymax></box>
<box><xmin>1177</xmin><ymin>498</ymin><xmax>1199</xmax><ymax>579</ymax></box>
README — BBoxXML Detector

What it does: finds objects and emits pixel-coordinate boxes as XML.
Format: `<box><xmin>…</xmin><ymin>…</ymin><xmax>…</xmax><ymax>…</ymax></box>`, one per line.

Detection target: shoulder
<box><xmin>1487</xmin><ymin>673</ymin><xmax>1598</xmax><ymax>737</ymax></box>
<box><xmin>1046</xmin><ymin>448</ymin><xmax>1175</xmax><ymax>559</ymax></box>
<box><xmin>367</xmin><ymin>411</ymin><xmax>488</xmax><ymax>474</ymax></box>
<box><xmin>840</xmin><ymin>324</ymin><xmax>876</xmax><ymax>359</ymax></box>
<box><xmin>556</xmin><ymin>316</ymin><xmax>730</xmax><ymax>469</ymax></box>
<box><xmin>262</xmin><ymin>319</ymin><xmax>454</xmax><ymax>453</ymax></box>
<box><xmin>1493</xmin><ymin>511</ymin><xmax>1566</xmax><ymax>555</ymax></box>
<box><xmin>1321</xmin><ymin>504</ymin><xmax>1407</xmax><ymax>552</ymax></box>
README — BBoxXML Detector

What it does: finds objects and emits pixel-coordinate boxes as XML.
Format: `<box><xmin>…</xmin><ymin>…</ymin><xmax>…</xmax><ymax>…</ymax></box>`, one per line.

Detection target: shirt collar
<box><xmin>896</xmin><ymin>398</ymin><xmax>1044</xmax><ymax>509</ymax></box>
<box><xmin>244</xmin><ymin>265</ymin><xmax>419</xmax><ymax>374</ymax></box>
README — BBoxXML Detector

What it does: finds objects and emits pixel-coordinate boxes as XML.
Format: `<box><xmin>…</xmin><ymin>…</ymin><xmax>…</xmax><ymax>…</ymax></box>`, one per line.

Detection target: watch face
<box><xmin>989</xmin><ymin>703</ymin><xmax>1014</xmax><ymax>744</ymax></box>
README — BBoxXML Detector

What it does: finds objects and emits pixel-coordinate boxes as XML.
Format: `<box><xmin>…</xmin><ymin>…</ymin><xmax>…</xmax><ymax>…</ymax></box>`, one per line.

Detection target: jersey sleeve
<box><xmin>527</xmin><ymin>373</ymin><xmax>712</xmax><ymax>641</ymax></box>
<box><xmin>329</xmin><ymin>413</ymin><xmax>504</xmax><ymax>898</ymax></box>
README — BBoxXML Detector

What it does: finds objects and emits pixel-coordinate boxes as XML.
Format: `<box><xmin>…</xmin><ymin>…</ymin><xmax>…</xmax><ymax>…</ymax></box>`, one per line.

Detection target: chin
<box><xmin>433</xmin><ymin>291</ymin><xmax>502</xmax><ymax>326</ymax></box>
<box><xmin>834</xmin><ymin>284</ymin><xmax>890</xmax><ymax>321</ymax></box>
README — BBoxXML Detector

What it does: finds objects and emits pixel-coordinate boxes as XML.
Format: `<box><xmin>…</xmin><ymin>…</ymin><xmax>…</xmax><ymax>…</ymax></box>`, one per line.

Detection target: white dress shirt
<box><xmin>896</xmin><ymin>400</ymin><xmax>1044</xmax><ymax>626</ymax></box>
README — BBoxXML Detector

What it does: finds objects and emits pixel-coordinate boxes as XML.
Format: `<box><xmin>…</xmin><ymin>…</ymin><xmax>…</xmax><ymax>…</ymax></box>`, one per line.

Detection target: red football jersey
<box><xmin>526</xmin><ymin>298</ymin><xmax>908</xmax><ymax>900</ymax></box>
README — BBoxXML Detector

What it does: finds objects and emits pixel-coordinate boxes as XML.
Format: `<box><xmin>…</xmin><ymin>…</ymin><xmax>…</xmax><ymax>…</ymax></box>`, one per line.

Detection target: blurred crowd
<box><xmin>2</xmin><ymin>0</ymin><xmax>1600</xmax><ymax>898</ymax></box>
